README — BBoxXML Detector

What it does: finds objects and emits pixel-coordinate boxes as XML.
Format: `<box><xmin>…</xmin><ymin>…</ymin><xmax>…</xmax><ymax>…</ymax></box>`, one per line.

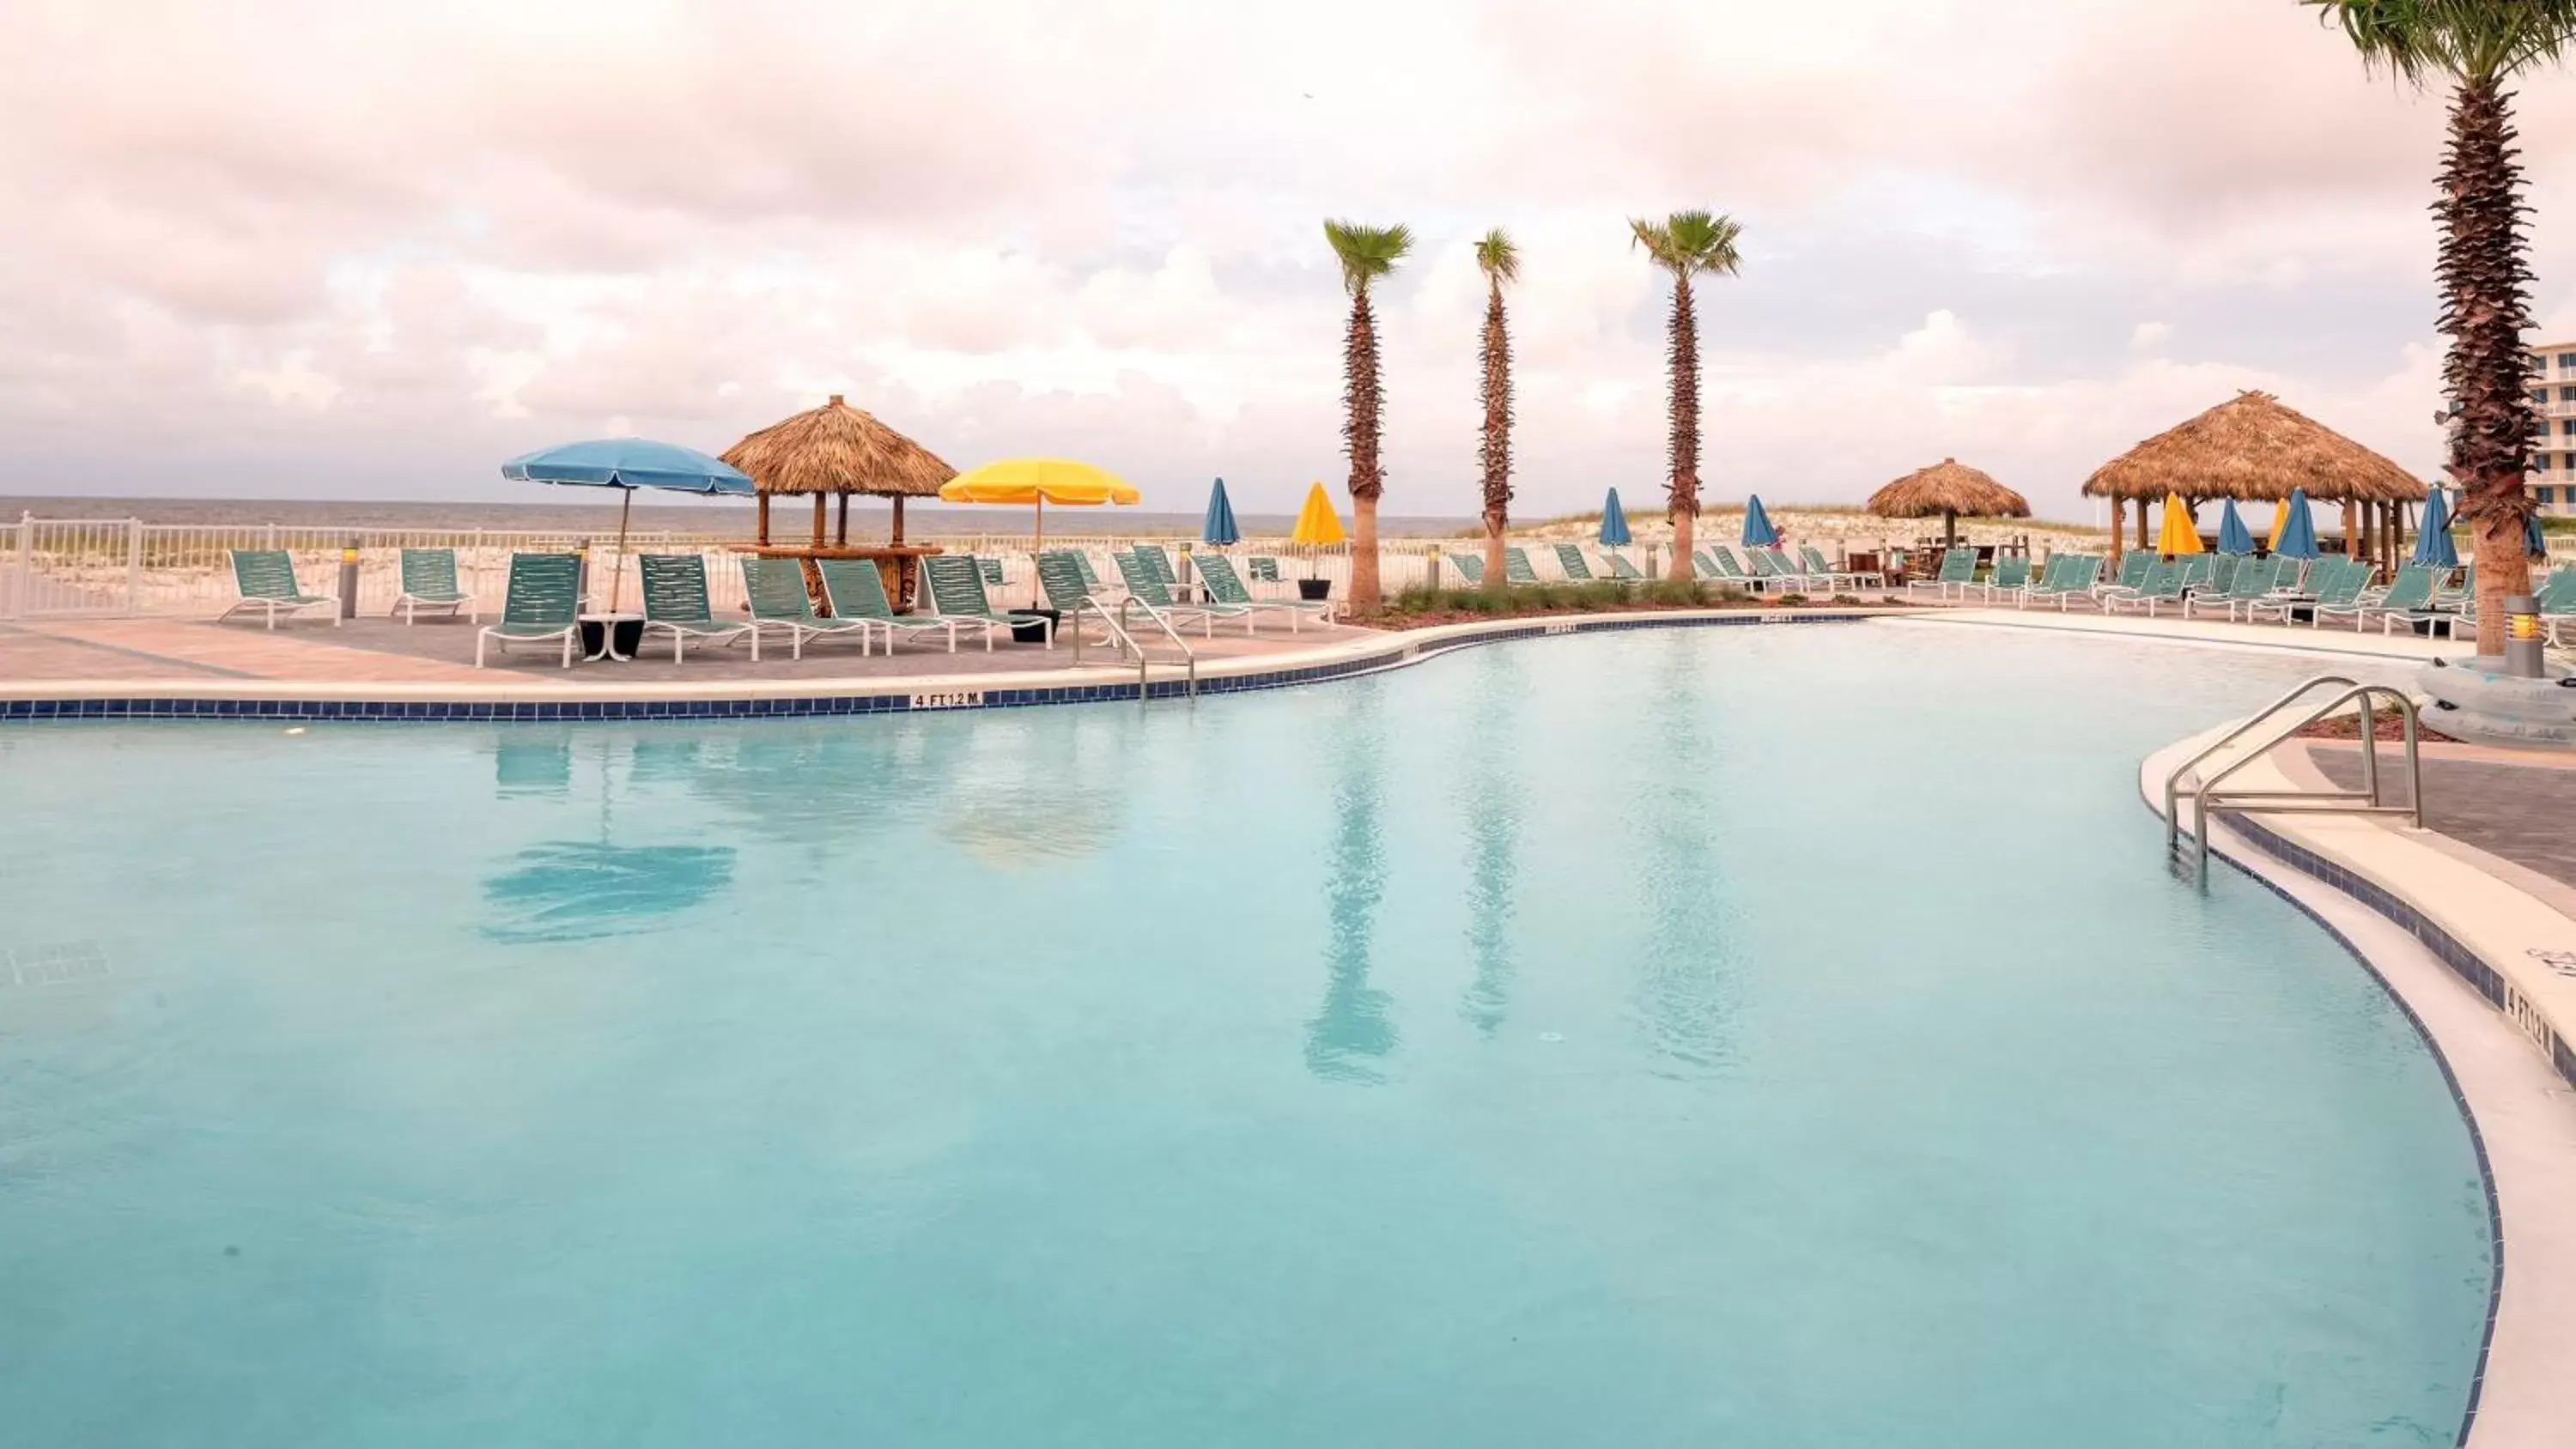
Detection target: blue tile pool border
<box><xmin>0</xmin><ymin>609</ymin><xmax>1866</xmax><ymax>724</ymax></box>
<box><xmin>2178</xmin><ymin>803</ymin><xmax>2522</xmax><ymax>1448</ymax></box>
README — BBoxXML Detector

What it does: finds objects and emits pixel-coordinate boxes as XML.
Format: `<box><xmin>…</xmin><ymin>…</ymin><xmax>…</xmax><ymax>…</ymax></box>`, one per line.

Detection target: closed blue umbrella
<box><xmin>2215</xmin><ymin>499</ymin><xmax>2253</xmax><ymax>555</ymax></box>
<box><xmin>1741</xmin><ymin>494</ymin><xmax>1778</xmax><ymax>547</ymax></box>
<box><xmin>2272</xmin><ymin>488</ymin><xmax>2320</xmax><ymax>561</ymax></box>
<box><xmin>501</xmin><ymin>438</ymin><xmax>753</xmax><ymax>613</ymax></box>
<box><xmin>1599</xmin><ymin>488</ymin><xmax>1632</xmax><ymax>548</ymax></box>
<box><xmin>2530</xmin><ymin>508</ymin><xmax>2549</xmax><ymax>560</ymax></box>
<box><xmin>1201</xmin><ymin>477</ymin><xmax>1241</xmax><ymax>546</ymax></box>
<box><xmin>2411</xmin><ymin>487</ymin><xmax>2458</xmax><ymax>567</ymax></box>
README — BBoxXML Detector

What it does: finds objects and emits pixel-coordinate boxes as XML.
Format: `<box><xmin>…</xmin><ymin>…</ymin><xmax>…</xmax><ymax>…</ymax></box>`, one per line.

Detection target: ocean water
<box><xmin>0</xmin><ymin>626</ymin><xmax>2491</xmax><ymax>1446</ymax></box>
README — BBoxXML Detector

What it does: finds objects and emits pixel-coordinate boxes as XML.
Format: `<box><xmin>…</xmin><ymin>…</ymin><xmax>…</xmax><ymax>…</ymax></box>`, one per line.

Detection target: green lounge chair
<box><xmin>1445</xmin><ymin>552</ymin><xmax>1489</xmax><ymax>585</ymax></box>
<box><xmin>636</xmin><ymin>554</ymin><xmax>755</xmax><ymax>662</ymax></box>
<box><xmin>1604</xmin><ymin>552</ymin><xmax>1644</xmax><ymax>580</ymax></box>
<box><xmin>393</xmin><ymin>548</ymin><xmax>474</xmax><ymax>624</ymax></box>
<box><xmin>815</xmin><ymin>558</ymin><xmax>971</xmax><ymax>653</ymax></box>
<box><xmin>1114</xmin><ymin>549</ymin><xmax>1249</xmax><ymax>635</ymax></box>
<box><xmin>2286</xmin><ymin>561</ymin><xmax>2374</xmax><ymax>628</ymax></box>
<box><xmin>1804</xmin><ymin>544</ymin><xmax>1880</xmax><ymax>590</ymax></box>
<box><xmin>2101</xmin><ymin>560</ymin><xmax>2185</xmax><ymax>615</ymax></box>
<box><xmin>1689</xmin><ymin>549</ymin><xmax>1722</xmax><ymax>582</ymax></box>
<box><xmin>1197</xmin><ymin>553</ymin><xmax>1328</xmax><ymax>630</ymax></box>
<box><xmin>1038</xmin><ymin>549</ymin><xmax>1136</xmax><ymax>647</ymax></box>
<box><xmin>476</xmin><ymin>552</ymin><xmax>581</xmax><ymax>668</ymax></box>
<box><xmin>975</xmin><ymin>556</ymin><xmax>1005</xmax><ymax>589</ymax></box>
<box><xmin>2018</xmin><ymin>554</ymin><xmax>2100</xmax><ymax>610</ymax></box>
<box><xmin>1067</xmin><ymin>551</ymin><xmax>1104</xmax><ymax>591</ymax></box>
<box><xmin>1746</xmin><ymin>548</ymin><xmax>1805</xmax><ymax>590</ymax></box>
<box><xmin>1503</xmin><ymin>546</ymin><xmax>1545</xmax><ymax>585</ymax></box>
<box><xmin>2354</xmin><ymin>565</ymin><xmax>2453</xmax><ymax>636</ymax></box>
<box><xmin>1966</xmin><ymin>555</ymin><xmax>2031</xmax><ymax>602</ymax></box>
<box><xmin>737</xmin><ymin>555</ymin><xmax>869</xmax><ymax>661</ymax></box>
<box><xmin>2175</xmin><ymin>554</ymin><xmax>2216</xmax><ymax>592</ymax></box>
<box><xmin>923</xmin><ymin>555</ymin><xmax>1032</xmax><ymax>651</ymax></box>
<box><xmin>2092</xmin><ymin>550</ymin><xmax>2154</xmax><ymax>601</ymax></box>
<box><xmin>2183</xmin><ymin>554</ymin><xmax>2282</xmax><ymax>620</ymax></box>
<box><xmin>1698</xmin><ymin>547</ymin><xmax>1767</xmax><ymax>590</ymax></box>
<box><xmin>1552</xmin><ymin>543</ymin><xmax>1600</xmax><ymax>581</ymax></box>
<box><xmin>2433</xmin><ymin>563</ymin><xmax>2473</xmax><ymax>609</ymax></box>
<box><xmin>1249</xmin><ymin>556</ymin><xmax>1283</xmax><ymax>585</ymax></box>
<box><xmin>219</xmin><ymin>549</ymin><xmax>337</xmax><ymax>629</ymax></box>
<box><xmin>1905</xmin><ymin>547</ymin><xmax>1976</xmax><ymax>600</ymax></box>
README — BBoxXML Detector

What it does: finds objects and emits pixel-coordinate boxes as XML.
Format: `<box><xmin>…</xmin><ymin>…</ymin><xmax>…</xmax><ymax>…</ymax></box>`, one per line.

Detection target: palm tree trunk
<box><xmin>1671</xmin><ymin>507</ymin><xmax>1695</xmax><ymax>582</ymax></box>
<box><xmin>1665</xmin><ymin>272</ymin><xmax>1701</xmax><ymax>534</ymax></box>
<box><xmin>2439</xmin><ymin>76</ymin><xmax>2541</xmax><ymax>654</ymax></box>
<box><xmin>1352</xmin><ymin>495</ymin><xmax>1381</xmax><ymax>606</ymax></box>
<box><xmin>1480</xmin><ymin>278</ymin><xmax>1512</xmax><ymax>591</ymax></box>
<box><xmin>1344</xmin><ymin>290</ymin><xmax>1386</xmax><ymax>613</ymax></box>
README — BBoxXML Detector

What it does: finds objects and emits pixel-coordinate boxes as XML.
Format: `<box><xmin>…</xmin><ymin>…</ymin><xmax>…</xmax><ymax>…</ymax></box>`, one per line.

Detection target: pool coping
<box><xmin>2143</xmin><ymin>728</ymin><xmax>2576</xmax><ymax>1449</ymax></box>
<box><xmin>0</xmin><ymin>606</ymin><xmax>1879</xmax><ymax>721</ymax></box>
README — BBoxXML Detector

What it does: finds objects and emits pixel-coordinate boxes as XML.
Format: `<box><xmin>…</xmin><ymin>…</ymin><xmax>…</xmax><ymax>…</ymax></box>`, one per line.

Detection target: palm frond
<box><xmin>1323</xmin><ymin>219</ymin><xmax>1415</xmax><ymax>297</ymax></box>
<box><xmin>2303</xmin><ymin>0</ymin><xmax>2576</xmax><ymax>84</ymax></box>
<box><xmin>1628</xmin><ymin>210</ymin><xmax>1744</xmax><ymax>277</ymax></box>
<box><xmin>1474</xmin><ymin>227</ymin><xmax>1520</xmax><ymax>285</ymax></box>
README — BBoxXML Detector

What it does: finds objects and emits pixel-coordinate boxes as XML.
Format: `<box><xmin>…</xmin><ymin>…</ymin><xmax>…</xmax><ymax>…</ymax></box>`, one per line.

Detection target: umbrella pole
<box><xmin>611</xmin><ymin>488</ymin><xmax>634</xmax><ymax>615</ymax></box>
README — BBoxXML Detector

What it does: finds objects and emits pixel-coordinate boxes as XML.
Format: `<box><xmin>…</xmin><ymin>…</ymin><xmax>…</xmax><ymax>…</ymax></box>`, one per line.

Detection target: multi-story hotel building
<box><xmin>2531</xmin><ymin>339</ymin><xmax>2576</xmax><ymax>515</ymax></box>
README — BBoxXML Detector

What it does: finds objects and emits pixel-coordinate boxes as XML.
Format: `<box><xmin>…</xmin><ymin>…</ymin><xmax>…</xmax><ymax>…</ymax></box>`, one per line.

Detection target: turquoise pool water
<box><xmin>0</xmin><ymin>625</ymin><xmax>2491</xmax><ymax>1446</ymax></box>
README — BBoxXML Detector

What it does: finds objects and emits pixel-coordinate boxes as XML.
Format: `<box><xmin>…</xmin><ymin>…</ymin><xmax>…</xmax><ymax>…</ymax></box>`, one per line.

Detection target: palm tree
<box><xmin>1324</xmin><ymin>220</ymin><xmax>1413</xmax><ymax>613</ymax></box>
<box><xmin>2306</xmin><ymin>1</ymin><xmax>2576</xmax><ymax>654</ymax></box>
<box><xmin>1629</xmin><ymin>211</ymin><xmax>1743</xmax><ymax>574</ymax></box>
<box><xmin>1475</xmin><ymin>228</ymin><xmax>1520</xmax><ymax>589</ymax></box>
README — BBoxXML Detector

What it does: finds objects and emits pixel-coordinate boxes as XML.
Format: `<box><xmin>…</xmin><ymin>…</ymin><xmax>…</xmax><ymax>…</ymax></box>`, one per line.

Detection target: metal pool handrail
<box><xmin>2166</xmin><ymin>675</ymin><xmax>2423</xmax><ymax>888</ymax></box>
<box><xmin>1066</xmin><ymin>591</ymin><xmax>1197</xmax><ymax>702</ymax></box>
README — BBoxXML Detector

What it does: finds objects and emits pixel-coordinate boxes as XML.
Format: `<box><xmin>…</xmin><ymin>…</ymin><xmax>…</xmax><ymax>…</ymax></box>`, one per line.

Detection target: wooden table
<box><xmin>730</xmin><ymin>544</ymin><xmax>945</xmax><ymax>613</ymax></box>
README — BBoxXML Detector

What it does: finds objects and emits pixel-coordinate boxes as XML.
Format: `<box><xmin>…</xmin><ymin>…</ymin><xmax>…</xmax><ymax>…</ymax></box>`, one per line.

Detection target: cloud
<box><xmin>0</xmin><ymin>0</ymin><xmax>2561</xmax><ymax>519</ymax></box>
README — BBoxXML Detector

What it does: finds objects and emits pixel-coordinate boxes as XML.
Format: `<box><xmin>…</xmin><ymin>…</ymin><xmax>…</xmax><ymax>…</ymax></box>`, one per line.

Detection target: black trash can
<box><xmin>1008</xmin><ymin>608</ymin><xmax>1061</xmax><ymax>645</ymax></box>
<box><xmin>1296</xmin><ymin>579</ymin><xmax>1332</xmax><ymax>602</ymax></box>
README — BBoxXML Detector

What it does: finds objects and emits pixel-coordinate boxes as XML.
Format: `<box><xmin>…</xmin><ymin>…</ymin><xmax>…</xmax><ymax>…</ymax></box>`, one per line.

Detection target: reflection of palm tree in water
<box><xmin>1632</xmin><ymin>639</ymin><xmax>1736</xmax><ymax>1073</ymax></box>
<box><xmin>1307</xmin><ymin>687</ymin><xmax>1397</xmax><ymax>1082</ymax></box>
<box><xmin>1458</xmin><ymin>652</ymin><xmax>1522</xmax><ymax>1036</ymax></box>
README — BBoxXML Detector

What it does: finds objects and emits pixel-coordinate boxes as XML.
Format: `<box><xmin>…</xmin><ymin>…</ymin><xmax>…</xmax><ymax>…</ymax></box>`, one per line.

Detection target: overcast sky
<box><xmin>4</xmin><ymin>0</ymin><xmax>2573</xmax><ymax>520</ymax></box>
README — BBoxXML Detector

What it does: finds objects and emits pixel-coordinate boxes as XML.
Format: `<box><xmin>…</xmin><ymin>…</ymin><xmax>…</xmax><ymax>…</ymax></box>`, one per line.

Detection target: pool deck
<box><xmin>1</xmin><ymin>601</ymin><xmax>2464</xmax><ymax>703</ymax></box>
<box><xmin>2151</xmin><ymin>726</ymin><xmax>2576</xmax><ymax>1449</ymax></box>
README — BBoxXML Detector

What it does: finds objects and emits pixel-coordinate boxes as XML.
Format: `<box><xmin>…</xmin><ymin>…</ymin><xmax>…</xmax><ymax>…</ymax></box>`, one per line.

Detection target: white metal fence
<box><xmin>0</xmin><ymin>516</ymin><xmax>1488</xmax><ymax>621</ymax></box>
<box><xmin>9</xmin><ymin>513</ymin><xmax>2570</xmax><ymax>621</ymax></box>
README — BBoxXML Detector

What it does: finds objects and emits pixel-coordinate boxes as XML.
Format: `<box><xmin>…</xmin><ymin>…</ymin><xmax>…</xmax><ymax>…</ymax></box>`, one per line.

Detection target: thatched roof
<box><xmin>720</xmin><ymin>395</ymin><xmax>955</xmax><ymax>497</ymax></box>
<box><xmin>2081</xmin><ymin>391</ymin><xmax>2425</xmax><ymax>504</ymax></box>
<box><xmin>1867</xmin><ymin>458</ymin><xmax>2029</xmax><ymax>518</ymax></box>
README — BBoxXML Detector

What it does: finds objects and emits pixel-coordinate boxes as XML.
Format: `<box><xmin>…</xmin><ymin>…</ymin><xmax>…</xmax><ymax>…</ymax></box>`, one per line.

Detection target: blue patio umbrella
<box><xmin>2410</xmin><ymin>487</ymin><xmax>2458</xmax><ymax>568</ymax></box>
<box><xmin>1599</xmin><ymin>488</ymin><xmax>1632</xmax><ymax>548</ymax></box>
<box><xmin>501</xmin><ymin>438</ymin><xmax>754</xmax><ymax>613</ymax></box>
<box><xmin>1741</xmin><ymin>494</ymin><xmax>1778</xmax><ymax>548</ymax></box>
<box><xmin>1201</xmin><ymin>477</ymin><xmax>1241</xmax><ymax>546</ymax></box>
<box><xmin>2272</xmin><ymin>488</ymin><xmax>2320</xmax><ymax>560</ymax></box>
<box><xmin>2530</xmin><ymin>508</ymin><xmax>2549</xmax><ymax>559</ymax></box>
<box><xmin>2215</xmin><ymin>499</ymin><xmax>2253</xmax><ymax>555</ymax></box>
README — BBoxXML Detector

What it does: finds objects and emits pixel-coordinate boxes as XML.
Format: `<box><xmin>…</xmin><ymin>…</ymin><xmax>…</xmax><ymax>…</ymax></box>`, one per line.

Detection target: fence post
<box><xmin>9</xmin><ymin>512</ymin><xmax>30</xmax><ymax>620</ymax></box>
<box><xmin>125</xmin><ymin>518</ymin><xmax>143</xmax><ymax>615</ymax></box>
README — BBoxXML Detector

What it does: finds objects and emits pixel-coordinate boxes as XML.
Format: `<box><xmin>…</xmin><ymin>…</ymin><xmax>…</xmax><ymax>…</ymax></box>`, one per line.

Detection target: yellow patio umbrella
<box><xmin>1289</xmin><ymin>482</ymin><xmax>1346</xmax><ymax>545</ymax></box>
<box><xmin>2154</xmin><ymin>492</ymin><xmax>2204</xmax><ymax>556</ymax></box>
<box><xmin>939</xmin><ymin>458</ymin><xmax>1140</xmax><ymax>550</ymax></box>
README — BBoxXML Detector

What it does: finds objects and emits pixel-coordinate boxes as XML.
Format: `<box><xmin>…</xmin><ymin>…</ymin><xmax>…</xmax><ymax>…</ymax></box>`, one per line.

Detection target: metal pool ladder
<box><xmin>2162</xmin><ymin>674</ymin><xmax>2423</xmax><ymax>888</ymax></box>
<box><xmin>1066</xmin><ymin>595</ymin><xmax>1198</xmax><ymax>703</ymax></box>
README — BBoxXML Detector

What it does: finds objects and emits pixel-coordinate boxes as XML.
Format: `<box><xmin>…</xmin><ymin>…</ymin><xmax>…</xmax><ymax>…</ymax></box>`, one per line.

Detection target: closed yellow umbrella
<box><xmin>939</xmin><ymin>458</ymin><xmax>1139</xmax><ymax>549</ymax></box>
<box><xmin>2155</xmin><ymin>492</ymin><xmax>2204</xmax><ymax>556</ymax></box>
<box><xmin>1289</xmin><ymin>482</ymin><xmax>1346</xmax><ymax>546</ymax></box>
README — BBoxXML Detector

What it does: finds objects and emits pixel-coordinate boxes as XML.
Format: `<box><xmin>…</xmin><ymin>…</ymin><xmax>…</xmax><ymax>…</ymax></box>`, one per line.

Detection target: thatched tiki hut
<box><xmin>1866</xmin><ymin>458</ymin><xmax>2030</xmax><ymax>547</ymax></box>
<box><xmin>2081</xmin><ymin>391</ymin><xmax>2427</xmax><ymax>569</ymax></box>
<box><xmin>721</xmin><ymin>395</ymin><xmax>955</xmax><ymax>548</ymax></box>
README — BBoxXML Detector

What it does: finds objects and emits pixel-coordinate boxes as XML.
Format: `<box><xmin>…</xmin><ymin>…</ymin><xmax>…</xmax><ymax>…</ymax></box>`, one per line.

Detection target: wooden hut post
<box><xmin>891</xmin><ymin>496</ymin><xmax>906</xmax><ymax>545</ymax></box>
<box><xmin>811</xmin><ymin>493</ymin><xmax>827</xmax><ymax>549</ymax></box>
<box><xmin>835</xmin><ymin>493</ymin><xmax>850</xmax><ymax>547</ymax></box>
<box><xmin>756</xmin><ymin>493</ymin><xmax>771</xmax><ymax>546</ymax></box>
<box><xmin>2342</xmin><ymin>500</ymin><xmax>2359</xmax><ymax>561</ymax></box>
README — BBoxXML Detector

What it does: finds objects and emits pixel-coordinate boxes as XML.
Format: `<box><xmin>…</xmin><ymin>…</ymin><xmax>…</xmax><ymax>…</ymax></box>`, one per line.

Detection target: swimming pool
<box><xmin>0</xmin><ymin>624</ymin><xmax>2491</xmax><ymax>1446</ymax></box>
